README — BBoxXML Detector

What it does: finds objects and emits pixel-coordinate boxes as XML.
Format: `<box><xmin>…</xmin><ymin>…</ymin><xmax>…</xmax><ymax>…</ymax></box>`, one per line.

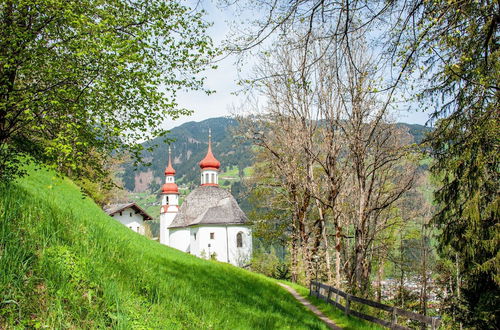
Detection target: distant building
<box><xmin>105</xmin><ymin>202</ymin><xmax>152</xmax><ymax>235</ymax></box>
<box><xmin>159</xmin><ymin>130</ymin><xmax>252</xmax><ymax>266</ymax></box>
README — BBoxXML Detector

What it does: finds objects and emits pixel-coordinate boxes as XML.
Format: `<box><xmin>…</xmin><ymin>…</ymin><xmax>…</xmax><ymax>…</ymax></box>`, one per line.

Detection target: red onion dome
<box><xmin>164</xmin><ymin>163</ymin><xmax>176</xmax><ymax>176</ymax></box>
<box><xmin>199</xmin><ymin>143</ymin><xmax>220</xmax><ymax>170</ymax></box>
<box><xmin>161</xmin><ymin>183</ymin><xmax>178</xmax><ymax>194</ymax></box>
<box><xmin>165</xmin><ymin>147</ymin><xmax>176</xmax><ymax>175</ymax></box>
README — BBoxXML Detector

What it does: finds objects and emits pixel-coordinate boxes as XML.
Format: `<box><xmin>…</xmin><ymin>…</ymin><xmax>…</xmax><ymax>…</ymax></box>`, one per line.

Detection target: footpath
<box><xmin>277</xmin><ymin>283</ymin><xmax>342</xmax><ymax>330</ymax></box>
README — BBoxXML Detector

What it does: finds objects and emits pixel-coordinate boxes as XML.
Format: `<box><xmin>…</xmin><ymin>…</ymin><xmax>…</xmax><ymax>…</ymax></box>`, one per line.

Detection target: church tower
<box><xmin>159</xmin><ymin>146</ymin><xmax>179</xmax><ymax>246</ymax></box>
<box><xmin>199</xmin><ymin>129</ymin><xmax>220</xmax><ymax>186</ymax></box>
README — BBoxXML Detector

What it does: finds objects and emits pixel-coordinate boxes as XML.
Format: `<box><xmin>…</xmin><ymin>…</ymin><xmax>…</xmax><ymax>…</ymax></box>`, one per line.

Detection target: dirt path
<box><xmin>277</xmin><ymin>283</ymin><xmax>342</xmax><ymax>330</ymax></box>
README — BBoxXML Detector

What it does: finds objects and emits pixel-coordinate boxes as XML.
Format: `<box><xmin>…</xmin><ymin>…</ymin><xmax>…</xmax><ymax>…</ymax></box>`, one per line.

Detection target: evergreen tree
<box><xmin>424</xmin><ymin>1</ymin><xmax>499</xmax><ymax>328</ymax></box>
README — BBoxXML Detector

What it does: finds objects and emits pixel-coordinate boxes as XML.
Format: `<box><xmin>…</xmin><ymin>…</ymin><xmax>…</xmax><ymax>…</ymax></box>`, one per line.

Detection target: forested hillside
<box><xmin>121</xmin><ymin>117</ymin><xmax>431</xmax><ymax>193</ymax></box>
<box><xmin>122</xmin><ymin>117</ymin><xmax>254</xmax><ymax>192</ymax></box>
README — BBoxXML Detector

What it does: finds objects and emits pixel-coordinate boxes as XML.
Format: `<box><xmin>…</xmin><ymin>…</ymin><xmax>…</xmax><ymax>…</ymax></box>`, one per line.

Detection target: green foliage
<box><xmin>251</xmin><ymin>248</ymin><xmax>280</xmax><ymax>278</ymax></box>
<box><xmin>419</xmin><ymin>1</ymin><xmax>500</xmax><ymax>327</ymax></box>
<box><xmin>0</xmin><ymin>164</ymin><xmax>330</xmax><ymax>328</ymax></box>
<box><xmin>0</xmin><ymin>0</ymin><xmax>216</xmax><ymax>181</ymax></box>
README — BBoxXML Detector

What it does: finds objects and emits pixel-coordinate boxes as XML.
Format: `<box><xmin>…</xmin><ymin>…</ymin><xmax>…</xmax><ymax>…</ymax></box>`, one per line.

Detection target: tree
<box><xmin>421</xmin><ymin>2</ymin><xmax>499</xmax><ymax>327</ymax></box>
<box><xmin>225</xmin><ymin>0</ymin><xmax>499</xmax><ymax>325</ymax></box>
<box><xmin>0</xmin><ymin>0</ymin><xmax>216</xmax><ymax>181</ymax></box>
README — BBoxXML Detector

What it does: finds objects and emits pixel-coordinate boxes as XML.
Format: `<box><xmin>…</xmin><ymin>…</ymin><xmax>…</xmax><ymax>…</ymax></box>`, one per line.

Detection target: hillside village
<box><xmin>0</xmin><ymin>1</ymin><xmax>497</xmax><ymax>329</ymax></box>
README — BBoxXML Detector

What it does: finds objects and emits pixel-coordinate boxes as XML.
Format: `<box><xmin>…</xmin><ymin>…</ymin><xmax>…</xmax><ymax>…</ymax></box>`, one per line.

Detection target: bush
<box><xmin>250</xmin><ymin>247</ymin><xmax>290</xmax><ymax>280</ymax></box>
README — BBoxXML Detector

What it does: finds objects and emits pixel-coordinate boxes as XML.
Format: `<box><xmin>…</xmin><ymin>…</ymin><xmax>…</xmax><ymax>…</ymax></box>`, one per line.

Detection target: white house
<box><xmin>105</xmin><ymin>202</ymin><xmax>153</xmax><ymax>235</ymax></box>
<box><xmin>159</xmin><ymin>131</ymin><xmax>252</xmax><ymax>266</ymax></box>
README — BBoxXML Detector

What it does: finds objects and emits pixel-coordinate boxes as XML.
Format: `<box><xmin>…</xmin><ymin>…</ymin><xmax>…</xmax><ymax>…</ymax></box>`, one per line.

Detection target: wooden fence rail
<box><xmin>310</xmin><ymin>281</ymin><xmax>441</xmax><ymax>330</ymax></box>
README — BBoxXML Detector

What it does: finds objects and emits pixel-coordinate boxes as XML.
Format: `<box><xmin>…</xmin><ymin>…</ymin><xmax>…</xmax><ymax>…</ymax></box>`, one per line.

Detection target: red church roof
<box><xmin>165</xmin><ymin>146</ymin><xmax>176</xmax><ymax>175</ymax></box>
<box><xmin>162</xmin><ymin>146</ymin><xmax>178</xmax><ymax>194</ymax></box>
<box><xmin>199</xmin><ymin>131</ymin><xmax>220</xmax><ymax>170</ymax></box>
<box><xmin>162</xmin><ymin>182</ymin><xmax>179</xmax><ymax>194</ymax></box>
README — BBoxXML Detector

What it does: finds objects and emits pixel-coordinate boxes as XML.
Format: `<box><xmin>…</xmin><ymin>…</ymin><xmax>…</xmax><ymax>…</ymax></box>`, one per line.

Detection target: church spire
<box><xmin>199</xmin><ymin>128</ymin><xmax>220</xmax><ymax>186</ymax></box>
<box><xmin>161</xmin><ymin>145</ymin><xmax>178</xmax><ymax>195</ymax></box>
<box><xmin>164</xmin><ymin>146</ymin><xmax>176</xmax><ymax>176</ymax></box>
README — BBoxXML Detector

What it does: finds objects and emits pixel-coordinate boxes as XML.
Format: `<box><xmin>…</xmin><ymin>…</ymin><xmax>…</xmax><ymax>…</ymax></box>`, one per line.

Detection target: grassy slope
<box><xmin>0</xmin><ymin>166</ymin><xmax>328</xmax><ymax>329</ymax></box>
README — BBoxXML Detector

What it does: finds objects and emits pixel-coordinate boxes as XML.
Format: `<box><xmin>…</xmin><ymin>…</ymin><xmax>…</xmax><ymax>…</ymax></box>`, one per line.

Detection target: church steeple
<box><xmin>164</xmin><ymin>146</ymin><xmax>176</xmax><ymax>176</ymax></box>
<box><xmin>161</xmin><ymin>146</ymin><xmax>179</xmax><ymax>205</ymax></box>
<box><xmin>199</xmin><ymin>128</ymin><xmax>220</xmax><ymax>186</ymax></box>
<box><xmin>159</xmin><ymin>145</ymin><xmax>179</xmax><ymax>246</ymax></box>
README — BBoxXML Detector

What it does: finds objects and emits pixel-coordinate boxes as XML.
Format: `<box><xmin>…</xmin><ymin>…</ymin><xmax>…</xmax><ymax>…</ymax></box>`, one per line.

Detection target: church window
<box><xmin>194</xmin><ymin>233</ymin><xmax>197</xmax><ymax>240</ymax></box>
<box><xmin>130</xmin><ymin>212</ymin><xmax>132</xmax><ymax>217</ymax></box>
<box><xmin>205</xmin><ymin>173</ymin><xmax>209</xmax><ymax>183</ymax></box>
<box><xmin>166</xmin><ymin>196</ymin><xmax>169</xmax><ymax>204</ymax></box>
<box><xmin>210</xmin><ymin>232</ymin><xmax>214</xmax><ymax>239</ymax></box>
<box><xmin>236</xmin><ymin>232</ymin><xmax>243</xmax><ymax>248</ymax></box>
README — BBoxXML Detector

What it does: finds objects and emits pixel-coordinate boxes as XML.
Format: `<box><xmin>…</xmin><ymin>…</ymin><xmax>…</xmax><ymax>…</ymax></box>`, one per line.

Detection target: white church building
<box><xmin>159</xmin><ymin>132</ymin><xmax>252</xmax><ymax>266</ymax></box>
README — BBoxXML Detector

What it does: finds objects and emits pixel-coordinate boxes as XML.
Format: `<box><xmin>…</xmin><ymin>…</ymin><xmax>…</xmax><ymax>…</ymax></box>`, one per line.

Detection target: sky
<box><xmin>163</xmin><ymin>1</ymin><xmax>432</xmax><ymax>130</ymax></box>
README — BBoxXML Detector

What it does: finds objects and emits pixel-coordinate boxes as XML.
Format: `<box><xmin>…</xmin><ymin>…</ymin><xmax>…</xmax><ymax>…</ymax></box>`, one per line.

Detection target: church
<box><xmin>158</xmin><ymin>131</ymin><xmax>252</xmax><ymax>267</ymax></box>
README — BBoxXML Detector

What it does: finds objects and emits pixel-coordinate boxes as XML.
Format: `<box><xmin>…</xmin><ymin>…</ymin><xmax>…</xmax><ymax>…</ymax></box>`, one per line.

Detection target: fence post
<box><xmin>390</xmin><ymin>307</ymin><xmax>398</xmax><ymax>329</ymax></box>
<box><xmin>309</xmin><ymin>281</ymin><xmax>312</xmax><ymax>296</ymax></box>
<box><xmin>431</xmin><ymin>317</ymin><xmax>437</xmax><ymax>330</ymax></box>
<box><xmin>345</xmin><ymin>294</ymin><xmax>350</xmax><ymax>316</ymax></box>
<box><xmin>327</xmin><ymin>286</ymin><xmax>332</xmax><ymax>302</ymax></box>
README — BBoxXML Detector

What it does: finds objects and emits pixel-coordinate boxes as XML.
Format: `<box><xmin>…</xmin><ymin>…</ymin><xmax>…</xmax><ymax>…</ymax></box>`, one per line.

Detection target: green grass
<box><xmin>278</xmin><ymin>281</ymin><xmax>384</xmax><ymax>330</ymax></box>
<box><xmin>0</xmin><ymin>165</ymin><xmax>329</xmax><ymax>329</ymax></box>
<box><xmin>131</xmin><ymin>191</ymin><xmax>159</xmax><ymax>219</ymax></box>
<box><xmin>219</xmin><ymin>166</ymin><xmax>253</xmax><ymax>180</ymax></box>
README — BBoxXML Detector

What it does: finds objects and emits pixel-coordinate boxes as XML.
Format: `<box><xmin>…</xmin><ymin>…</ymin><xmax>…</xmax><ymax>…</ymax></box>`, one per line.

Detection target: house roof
<box><xmin>104</xmin><ymin>202</ymin><xmax>153</xmax><ymax>221</ymax></box>
<box><xmin>168</xmin><ymin>186</ymin><xmax>247</xmax><ymax>228</ymax></box>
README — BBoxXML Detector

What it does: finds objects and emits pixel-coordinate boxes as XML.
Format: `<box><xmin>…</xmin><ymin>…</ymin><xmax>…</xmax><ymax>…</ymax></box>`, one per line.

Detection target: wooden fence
<box><xmin>310</xmin><ymin>281</ymin><xmax>441</xmax><ymax>330</ymax></box>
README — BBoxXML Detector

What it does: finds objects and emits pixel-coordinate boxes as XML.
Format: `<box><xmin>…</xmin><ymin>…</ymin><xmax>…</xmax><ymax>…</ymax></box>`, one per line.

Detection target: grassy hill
<box><xmin>0</xmin><ymin>165</ymin><xmax>329</xmax><ymax>329</ymax></box>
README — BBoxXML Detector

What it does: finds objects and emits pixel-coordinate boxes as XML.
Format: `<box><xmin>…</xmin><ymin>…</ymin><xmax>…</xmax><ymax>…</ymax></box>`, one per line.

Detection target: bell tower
<box><xmin>199</xmin><ymin>128</ymin><xmax>220</xmax><ymax>186</ymax></box>
<box><xmin>159</xmin><ymin>146</ymin><xmax>179</xmax><ymax>246</ymax></box>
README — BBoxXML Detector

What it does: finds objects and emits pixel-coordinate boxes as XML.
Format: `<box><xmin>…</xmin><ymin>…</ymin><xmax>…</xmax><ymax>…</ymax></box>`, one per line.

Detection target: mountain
<box><xmin>122</xmin><ymin>117</ymin><xmax>253</xmax><ymax>193</ymax></box>
<box><xmin>0</xmin><ymin>164</ymin><xmax>329</xmax><ymax>328</ymax></box>
<box><xmin>121</xmin><ymin>117</ymin><xmax>432</xmax><ymax>194</ymax></box>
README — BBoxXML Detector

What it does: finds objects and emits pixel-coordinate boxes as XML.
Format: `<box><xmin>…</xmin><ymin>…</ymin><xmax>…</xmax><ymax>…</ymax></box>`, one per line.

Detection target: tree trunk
<box><xmin>376</xmin><ymin>254</ymin><xmax>384</xmax><ymax>303</ymax></box>
<box><xmin>291</xmin><ymin>235</ymin><xmax>298</xmax><ymax>283</ymax></box>
<box><xmin>317</xmin><ymin>202</ymin><xmax>333</xmax><ymax>283</ymax></box>
<box><xmin>335</xmin><ymin>225</ymin><xmax>341</xmax><ymax>288</ymax></box>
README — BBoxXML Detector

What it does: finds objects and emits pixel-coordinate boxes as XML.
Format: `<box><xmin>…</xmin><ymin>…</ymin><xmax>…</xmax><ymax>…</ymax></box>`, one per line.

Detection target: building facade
<box><xmin>105</xmin><ymin>203</ymin><xmax>153</xmax><ymax>235</ymax></box>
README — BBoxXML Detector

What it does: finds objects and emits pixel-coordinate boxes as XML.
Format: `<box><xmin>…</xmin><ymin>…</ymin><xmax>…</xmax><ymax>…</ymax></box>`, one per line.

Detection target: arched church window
<box><xmin>205</xmin><ymin>173</ymin><xmax>209</xmax><ymax>183</ymax></box>
<box><xmin>236</xmin><ymin>232</ymin><xmax>243</xmax><ymax>248</ymax></box>
<box><xmin>211</xmin><ymin>173</ymin><xmax>214</xmax><ymax>183</ymax></box>
<box><xmin>166</xmin><ymin>196</ymin><xmax>169</xmax><ymax>204</ymax></box>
